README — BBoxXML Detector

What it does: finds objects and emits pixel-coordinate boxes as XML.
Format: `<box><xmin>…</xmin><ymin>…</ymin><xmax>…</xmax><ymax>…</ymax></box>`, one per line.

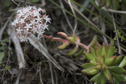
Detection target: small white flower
<box><xmin>31</xmin><ymin>27</ymin><xmax>38</xmax><ymax>34</ymax></box>
<box><xmin>12</xmin><ymin>6</ymin><xmax>51</xmax><ymax>42</ymax></box>
<box><xmin>14</xmin><ymin>18</ymin><xmax>19</xmax><ymax>24</ymax></box>
<box><xmin>36</xmin><ymin>23</ymin><xmax>42</xmax><ymax>29</ymax></box>
<box><xmin>22</xmin><ymin>8</ymin><xmax>29</xmax><ymax>14</ymax></box>
<box><xmin>16</xmin><ymin>28</ymin><xmax>23</xmax><ymax>34</ymax></box>
<box><xmin>43</xmin><ymin>15</ymin><xmax>51</xmax><ymax>23</ymax></box>
<box><xmin>24</xmin><ymin>23</ymin><xmax>32</xmax><ymax>31</ymax></box>
<box><xmin>19</xmin><ymin>19</ymin><xmax>25</xmax><ymax>23</ymax></box>
<box><xmin>44</xmin><ymin>24</ymin><xmax>49</xmax><ymax>30</ymax></box>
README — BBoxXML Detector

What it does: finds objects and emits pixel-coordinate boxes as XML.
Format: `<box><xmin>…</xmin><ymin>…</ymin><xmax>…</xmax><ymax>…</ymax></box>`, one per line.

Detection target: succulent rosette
<box><xmin>11</xmin><ymin>6</ymin><xmax>51</xmax><ymax>42</ymax></box>
<box><xmin>81</xmin><ymin>42</ymin><xmax>126</xmax><ymax>84</ymax></box>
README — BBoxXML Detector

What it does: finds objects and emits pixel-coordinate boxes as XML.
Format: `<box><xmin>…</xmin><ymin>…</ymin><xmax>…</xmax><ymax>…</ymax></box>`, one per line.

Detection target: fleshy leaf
<box><xmin>74</xmin><ymin>48</ymin><xmax>84</xmax><ymax>57</ymax></box>
<box><xmin>101</xmin><ymin>42</ymin><xmax>107</xmax><ymax>58</ymax></box>
<box><xmin>82</xmin><ymin>67</ymin><xmax>95</xmax><ymax>74</ymax></box>
<box><xmin>95</xmin><ymin>65</ymin><xmax>101</xmax><ymax>70</ymax></box>
<box><xmin>110</xmin><ymin>56</ymin><xmax>122</xmax><ymax>66</ymax></box>
<box><xmin>104</xmin><ymin>56</ymin><xmax>116</xmax><ymax>66</ymax></box>
<box><xmin>81</xmin><ymin>63</ymin><xmax>96</xmax><ymax>68</ymax></box>
<box><xmin>107</xmin><ymin>44</ymin><xmax>115</xmax><ymax>58</ymax></box>
<box><xmin>87</xmin><ymin>68</ymin><xmax>99</xmax><ymax>75</ymax></box>
<box><xmin>119</xmin><ymin>56</ymin><xmax>126</xmax><ymax>68</ymax></box>
<box><xmin>89</xmin><ymin>47</ymin><xmax>95</xmax><ymax>56</ymax></box>
<box><xmin>103</xmin><ymin>69</ymin><xmax>111</xmax><ymax>80</ymax></box>
<box><xmin>84</xmin><ymin>52</ymin><xmax>96</xmax><ymax>61</ymax></box>
<box><xmin>57</xmin><ymin>32</ymin><xmax>68</xmax><ymax>39</ymax></box>
<box><xmin>100</xmin><ymin>71</ymin><xmax>107</xmax><ymax>84</ymax></box>
<box><xmin>90</xmin><ymin>72</ymin><xmax>101</xmax><ymax>82</ymax></box>
<box><xmin>58</xmin><ymin>42</ymin><xmax>69</xmax><ymax>49</ymax></box>
<box><xmin>67</xmin><ymin>45</ymin><xmax>78</xmax><ymax>56</ymax></box>
<box><xmin>88</xmin><ymin>35</ymin><xmax>97</xmax><ymax>47</ymax></box>
<box><xmin>108</xmin><ymin>66</ymin><xmax>125</xmax><ymax>74</ymax></box>
<box><xmin>112</xmin><ymin>72</ymin><xmax>126</xmax><ymax>83</ymax></box>
<box><xmin>67</xmin><ymin>37</ymin><xmax>75</xmax><ymax>44</ymax></box>
<box><xmin>113</xmin><ymin>77</ymin><xmax>119</xmax><ymax>84</ymax></box>
<box><xmin>95</xmin><ymin>46</ymin><xmax>102</xmax><ymax>58</ymax></box>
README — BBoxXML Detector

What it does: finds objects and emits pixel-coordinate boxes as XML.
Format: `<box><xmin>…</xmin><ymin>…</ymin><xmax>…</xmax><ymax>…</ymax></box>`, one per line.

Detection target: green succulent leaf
<box><xmin>84</xmin><ymin>52</ymin><xmax>95</xmax><ymax>61</ymax></box>
<box><xmin>104</xmin><ymin>56</ymin><xmax>116</xmax><ymax>66</ymax></box>
<box><xmin>90</xmin><ymin>60</ymin><xmax>97</xmax><ymax>65</ymax></box>
<box><xmin>112</xmin><ymin>72</ymin><xmax>126</xmax><ymax>83</ymax></box>
<box><xmin>103</xmin><ymin>68</ymin><xmax>111</xmax><ymax>80</ymax></box>
<box><xmin>67</xmin><ymin>37</ymin><xmax>75</xmax><ymax>44</ymax></box>
<box><xmin>87</xmin><ymin>68</ymin><xmax>99</xmax><ymax>75</ymax></box>
<box><xmin>113</xmin><ymin>77</ymin><xmax>119</xmax><ymax>84</ymax></box>
<box><xmin>100</xmin><ymin>71</ymin><xmax>107</xmax><ymax>84</ymax></box>
<box><xmin>110</xmin><ymin>56</ymin><xmax>122</xmax><ymax>66</ymax></box>
<box><xmin>74</xmin><ymin>48</ymin><xmax>84</xmax><ymax>57</ymax></box>
<box><xmin>101</xmin><ymin>55</ymin><xmax>105</xmax><ymax>63</ymax></box>
<box><xmin>89</xmin><ymin>47</ymin><xmax>95</xmax><ymax>56</ymax></box>
<box><xmin>101</xmin><ymin>43</ymin><xmax>107</xmax><ymax>58</ymax></box>
<box><xmin>82</xmin><ymin>56</ymin><xmax>86</xmax><ymax>60</ymax></box>
<box><xmin>82</xmin><ymin>67</ymin><xmax>95</xmax><ymax>74</ymax></box>
<box><xmin>67</xmin><ymin>45</ymin><xmax>78</xmax><ymax>56</ymax></box>
<box><xmin>119</xmin><ymin>56</ymin><xmax>126</xmax><ymax>68</ymax></box>
<box><xmin>95</xmin><ymin>65</ymin><xmax>101</xmax><ymax>70</ymax></box>
<box><xmin>107</xmin><ymin>44</ymin><xmax>115</xmax><ymax>58</ymax></box>
<box><xmin>95</xmin><ymin>46</ymin><xmax>102</xmax><ymax>58</ymax></box>
<box><xmin>95</xmin><ymin>57</ymin><xmax>101</xmax><ymax>62</ymax></box>
<box><xmin>88</xmin><ymin>35</ymin><xmax>97</xmax><ymax>47</ymax></box>
<box><xmin>96</xmin><ymin>42</ymin><xmax>102</xmax><ymax>49</ymax></box>
<box><xmin>58</xmin><ymin>42</ymin><xmax>69</xmax><ymax>49</ymax></box>
<box><xmin>90</xmin><ymin>72</ymin><xmax>106</xmax><ymax>84</ymax></box>
<box><xmin>90</xmin><ymin>72</ymin><xmax>101</xmax><ymax>82</ymax></box>
<box><xmin>81</xmin><ymin>63</ymin><xmax>96</xmax><ymax>68</ymax></box>
<box><xmin>108</xmin><ymin>66</ymin><xmax>125</xmax><ymax>74</ymax></box>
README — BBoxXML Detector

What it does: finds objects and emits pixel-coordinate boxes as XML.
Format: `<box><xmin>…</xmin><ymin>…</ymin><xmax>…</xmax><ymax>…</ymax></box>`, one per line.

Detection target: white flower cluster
<box><xmin>12</xmin><ymin>6</ymin><xmax>51</xmax><ymax>42</ymax></box>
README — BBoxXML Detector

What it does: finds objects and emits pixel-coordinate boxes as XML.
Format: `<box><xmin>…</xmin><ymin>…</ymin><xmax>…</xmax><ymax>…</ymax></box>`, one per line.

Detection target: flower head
<box><xmin>12</xmin><ymin>6</ymin><xmax>51</xmax><ymax>42</ymax></box>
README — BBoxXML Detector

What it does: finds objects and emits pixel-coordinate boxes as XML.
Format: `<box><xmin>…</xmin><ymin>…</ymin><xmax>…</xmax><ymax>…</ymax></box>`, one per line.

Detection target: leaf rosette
<box><xmin>82</xmin><ymin>42</ymin><xmax>126</xmax><ymax>84</ymax></box>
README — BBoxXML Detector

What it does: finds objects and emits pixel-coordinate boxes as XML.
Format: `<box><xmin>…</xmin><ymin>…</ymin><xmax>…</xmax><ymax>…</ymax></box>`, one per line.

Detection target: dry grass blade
<box><xmin>67</xmin><ymin>0</ymin><xmax>78</xmax><ymax>36</ymax></box>
<box><xmin>7</xmin><ymin>27</ymin><xmax>26</xmax><ymax>69</ymax></box>
<box><xmin>59</xmin><ymin>0</ymin><xmax>73</xmax><ymax>32</ymax></box>
<box><xmin>100</xmin><ymin>20</ymin><xmax>108</xmax><ymax>45</ymax></box>
<box><xmin>0</xmin><ymin>12</ymin><xmax>15</xmax><ymax>41</ymax></box>
<box><xmin>12</xmin><ymin>0</ymin><xmax>19</xmax><ymax>6</ymax></box>
<box><xmin>28</xmin><ymin>34</ymin><xmax>64</xmax><ymax>72</ymax></box>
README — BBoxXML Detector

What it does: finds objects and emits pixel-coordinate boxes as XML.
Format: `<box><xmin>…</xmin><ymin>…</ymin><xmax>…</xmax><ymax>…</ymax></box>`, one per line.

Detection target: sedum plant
<box><xmin>82</xmin><ymin>42</ymin><xmax>126</xmax><ymax>84</ymax></box>
<box><xmin>10</xmin><ymin>6</ymin><xmax>64</xmax><ymax>71</ymax></box>
<box><xmin>43</xmin><ymin>32</ymin><xmax>126</xmax><ymax>84</ymax></box>
<box><xmin>11</xmin><ymin>6</ymin><xmax>51</xmax><ymax>42</ymax></box>
<box><xmin>43</xmin><ymin>32</ymin><xmax>97</xmax><ymax>56</ymax></box>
